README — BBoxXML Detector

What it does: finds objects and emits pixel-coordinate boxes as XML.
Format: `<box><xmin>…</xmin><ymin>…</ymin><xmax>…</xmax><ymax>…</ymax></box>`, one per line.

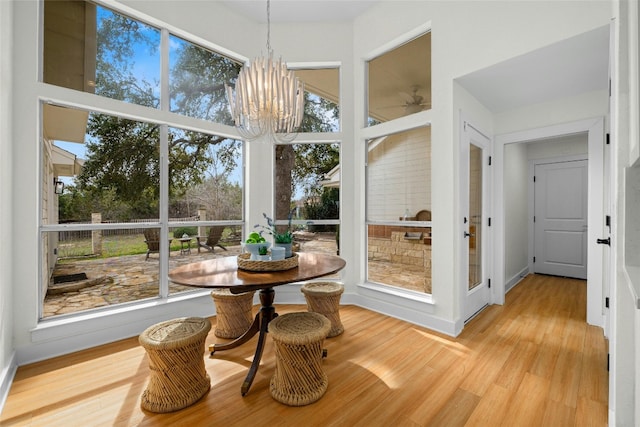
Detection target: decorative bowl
<box><xmin>241</xmin><ymin>242</ymin><xmax>272</xmax><ymax>260</ymax></box>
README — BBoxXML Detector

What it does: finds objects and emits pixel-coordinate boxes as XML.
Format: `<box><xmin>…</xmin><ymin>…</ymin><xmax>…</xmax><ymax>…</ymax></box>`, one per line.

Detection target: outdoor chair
<box><xmin>197</xmin><ymin>225</ymin><xmax>227</xmax><ymax>253</ymax></box>
<box><xmin>144</xmin><ymin>229</ymin><xmax>172</xmax><ymax>260</ymax></box>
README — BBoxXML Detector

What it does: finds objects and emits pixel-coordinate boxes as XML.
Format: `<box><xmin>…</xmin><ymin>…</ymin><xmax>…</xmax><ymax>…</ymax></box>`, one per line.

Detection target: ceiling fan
<box><xmin>396</xmin><ymin>86</ymin><xmax>431</xmax><ymax>114</ymax></box>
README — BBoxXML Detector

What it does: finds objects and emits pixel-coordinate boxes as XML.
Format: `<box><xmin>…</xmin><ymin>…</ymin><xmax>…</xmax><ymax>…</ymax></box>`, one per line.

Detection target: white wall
<box><xmin>612</xmin><ymin>0</ymin><xmax>639</xmax><ymax>424</ymax></box>
<box><xmin>0</xmin><ymin>0</ymin><xmax>15</xmax><ymax>408</ymax></box>
<box><xmin>503</xmin><ymin>143</ymin><xmax>528</xmax><ymax>284</ymax></box>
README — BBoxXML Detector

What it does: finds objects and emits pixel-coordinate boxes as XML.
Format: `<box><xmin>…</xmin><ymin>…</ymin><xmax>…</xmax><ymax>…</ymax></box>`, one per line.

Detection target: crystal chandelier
<box><xmin>226</xmin><ymin>0</ymin><xmax>305</xmax><ymax>143</ymax></box>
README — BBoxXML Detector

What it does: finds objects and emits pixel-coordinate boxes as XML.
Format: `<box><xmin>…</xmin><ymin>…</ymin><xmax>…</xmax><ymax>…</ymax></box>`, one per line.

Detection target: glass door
<box><xmin>461</xmin><ymin>121</ymin><xmax>491</xmax><ymax>322</ymax></box>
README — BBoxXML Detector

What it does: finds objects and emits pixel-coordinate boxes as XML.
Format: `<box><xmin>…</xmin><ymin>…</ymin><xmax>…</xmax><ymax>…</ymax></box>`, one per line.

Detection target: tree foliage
<box><xmin>65</xmin><ymin>5</ymin><xmax>340</xmax><ymax>224</ymax></box>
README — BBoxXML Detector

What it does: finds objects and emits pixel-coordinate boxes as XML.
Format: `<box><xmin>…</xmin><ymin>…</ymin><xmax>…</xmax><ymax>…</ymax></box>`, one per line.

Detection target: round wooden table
<box><xmin>168</xmin><ymin>252</ymin><xmax>346</xmax><ymax>396</ymax></box>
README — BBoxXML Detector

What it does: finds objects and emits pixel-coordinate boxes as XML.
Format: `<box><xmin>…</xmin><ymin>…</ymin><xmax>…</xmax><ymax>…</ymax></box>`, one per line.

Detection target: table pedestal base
<box><xmin>209</xmin><ymin>287</ymin><xmax>277</xmax><ymax>396</ymax></box>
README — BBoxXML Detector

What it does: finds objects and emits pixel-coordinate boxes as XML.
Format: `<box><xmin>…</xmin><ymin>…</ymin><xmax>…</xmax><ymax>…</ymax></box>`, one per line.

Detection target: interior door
<box><xmin>461</xmin><ymin>122</ymin><xmax>491</xmax><ymax>322</ymax></box>
<box><xmin>533</xmin><ymin>160</ymin><xmax>588</xmax><ymax>279</ymax></box>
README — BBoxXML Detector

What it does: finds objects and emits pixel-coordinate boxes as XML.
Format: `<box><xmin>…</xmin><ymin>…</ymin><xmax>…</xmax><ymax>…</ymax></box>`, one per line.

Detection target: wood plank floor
<box><xmin>1</xmin><ymin>274</ymin><xmax>609</xmax><ymax>426</ymax></box>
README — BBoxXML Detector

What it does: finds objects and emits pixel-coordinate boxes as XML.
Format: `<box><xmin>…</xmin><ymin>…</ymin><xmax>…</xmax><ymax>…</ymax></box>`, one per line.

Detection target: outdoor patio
<box><xmin>43</xmin><ymin>232</ymin><xmax>430</xmax><ymax>318</ymax></box>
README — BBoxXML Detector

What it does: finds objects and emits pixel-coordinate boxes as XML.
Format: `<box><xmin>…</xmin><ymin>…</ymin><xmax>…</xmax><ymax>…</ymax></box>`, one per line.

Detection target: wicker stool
<box><xmin>300</xmin><ymin>282</ymin><xmax>345</xmax><ymax>337</ymax></box>
<box><xmin>139</xmin><ymin>317</ymin><xmax>211</xmax><ymax>413</ymax></box>
<box><xmin>210</xmin><ymin>289</ymin><xmax>255</xmax><ymax>338</ymax></box>
<box><xmin>269</xmin><ymin>312</ymin><xmax>331</xmax><ymax>406</ymax></box>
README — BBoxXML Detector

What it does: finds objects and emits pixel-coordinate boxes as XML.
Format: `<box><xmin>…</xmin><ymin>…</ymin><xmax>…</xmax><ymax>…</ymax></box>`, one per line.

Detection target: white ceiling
<box><xmin>220</xmin><ymin>0</ymin><xmax>377</xmax><ymax>23</ymax></box>
<box><xmin>456</xmin><ymin>25</ymin><xmax>610</xmax><ymax>113</ymax></box>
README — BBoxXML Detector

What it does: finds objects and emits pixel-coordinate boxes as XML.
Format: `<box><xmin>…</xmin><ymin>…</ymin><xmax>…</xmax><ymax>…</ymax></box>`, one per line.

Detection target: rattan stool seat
<box><xmin>301</xmin><ymin>282</ymin><xmax>345</xmax><ymax>337</ymax></box>
<box><xmin>210</xmin><ymin>288</ymin><xmax>255</xmax><ymax>338</ymax></box>
<box><xmin>139</xmin><ymin>317</ymin><xmax>211</xmax><ymax>413</ymax></box>
<box><xmin>268</xmin><ymin>312</ymin><xmax>331</xmax><ymax>406</ymax></box>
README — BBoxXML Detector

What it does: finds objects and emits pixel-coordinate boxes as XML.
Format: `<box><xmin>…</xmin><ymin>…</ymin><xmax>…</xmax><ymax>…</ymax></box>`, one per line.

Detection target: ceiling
<box><xmin>456</xmin><ymin>25</ymin><xmax>610</xmax><ymax>113</ymax></box>
<box><xmin>220</xmin><ymin>0</ymin><xmax>377</xmax><ymax>23</ymax></box>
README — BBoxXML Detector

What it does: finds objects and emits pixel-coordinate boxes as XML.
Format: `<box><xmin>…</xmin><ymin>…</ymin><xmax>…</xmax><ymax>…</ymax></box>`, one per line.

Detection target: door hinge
<box><xmin>597</xmin><ymin>237</ymin><xmax>611</xmax><ymax>246</ymax></box>
<box><xmin>533</xmin><ymin>256</ymin><xmax>536</xmax><ymax>263</ymax></box>
<box><xmin>488</xmin><ymin>217</ymin><xmax>491</xmax><ymax>227</ymax></box>
<box><xmin>488</xmin><ymin>156</ymin><xmax>492</xmax><ymax>166</ymax></box>
<box><xmin>607</xmin><ymin>353</ymin><xmax>610</xmax><ymax>371</ymax></box>
<box><xmin>605</xmin><ymin>297</ymin><xmax>610</xmax><ymax>308</ymax></box>
<box><xmin>606</xmin><ymin>133</ymin><xmax>610</xmax><ymax>145</ymax></box>
<box><xmin>488</xmin><ymin>278</ymin><xmax>491</xmax><ymax>288</ymax></box>
<box><xmin>533</xmin><ymin>216</ymin><xmax>536</xmax><ymax>223</ymax></box>
<box><xmin>606</xmin><ymin>215</ymin><xmax>611</xmax><ymax>232</ymax></box>
<box><xmin>533</xmin><ymin>175</ymin><xmax>536</xmax><ymax>182</ymax></box>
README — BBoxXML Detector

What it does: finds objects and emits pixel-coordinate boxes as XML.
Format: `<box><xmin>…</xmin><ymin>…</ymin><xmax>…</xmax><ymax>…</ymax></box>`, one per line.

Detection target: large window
<box><xmin>273</xmin><ymin>68</ymin><xmax>341</xmax><ymax>256</ymax></box>
<box><xmin>365</xmin><ymin>30</ymin><xmax>432</xmax><ymax>294</ymax></box>
<box><xmin>274</xmin><ymin>142</ymin><xmax>340</xmax><ymax>256</ymax></box>
<box><xmin>41</xmin><ymin>1</ymin><xmax>244</xmax><ymax>319</ymax></box>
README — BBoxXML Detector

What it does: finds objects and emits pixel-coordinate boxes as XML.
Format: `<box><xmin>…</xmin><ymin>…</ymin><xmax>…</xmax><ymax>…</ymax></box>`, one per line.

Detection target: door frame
<box><xmin>494</xmin><ymin>117</ymin><xmax>606</xmax><ymax>329</ymax></box>
<box><xmin>528</xmin><ymin>155</ymin><xmax>588</xmax><ymax>279</ymax></box>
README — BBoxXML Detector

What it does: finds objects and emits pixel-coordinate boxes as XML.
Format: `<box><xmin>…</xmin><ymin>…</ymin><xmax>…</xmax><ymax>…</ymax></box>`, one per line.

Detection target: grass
<box><xmin>57</xmin><ymin>230</ymin><xmax>234</xmax><ymax>260</ymax></box>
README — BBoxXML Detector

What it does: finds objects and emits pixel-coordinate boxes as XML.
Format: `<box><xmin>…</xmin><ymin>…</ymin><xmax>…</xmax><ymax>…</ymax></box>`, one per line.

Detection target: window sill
<box><xmin>359</xmin><ymin>281</ymin><xmax>434</xmax><ymax>305</ymax></box>
<box><xmin>32</xmin><ymin>290</ymin><xmax>213</xmax><ymax>343</ymax></box>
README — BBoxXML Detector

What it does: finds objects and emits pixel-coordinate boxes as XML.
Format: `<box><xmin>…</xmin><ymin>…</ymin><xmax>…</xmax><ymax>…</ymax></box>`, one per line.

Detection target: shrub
<box><xmin>171</xmin><ymin>226</ymin><xmax>197</xmax><ymax>238</ymax></box>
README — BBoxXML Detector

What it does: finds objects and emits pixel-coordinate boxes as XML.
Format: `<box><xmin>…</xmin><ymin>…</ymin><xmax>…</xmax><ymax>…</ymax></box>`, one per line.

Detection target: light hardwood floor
<box><xmin>1</xmin><ymin>274</ymin><xmax>608</xmax><ymax>426</ymax></box>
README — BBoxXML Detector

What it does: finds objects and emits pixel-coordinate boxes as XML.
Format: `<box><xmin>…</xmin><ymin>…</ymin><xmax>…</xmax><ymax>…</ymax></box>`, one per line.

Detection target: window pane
<box><xmin>42</xmin><ymin>228</ymin><xmax>161</xmax><ymax>318</ymax></box>
<box><xmin>366</xmin><ymin>128</ymin><xmax>431</xmax><ymax>220</ymax></box>
<box><xmin>274</xmin><ymin>142</ymin><xmax>340</xmax><ymax>255</ymax></box>
<box><xmin>43</xmin><ymin>1</ymin><xmax>161</xmax><ymax>108</ymax></box>
<box><xmin>294</xmin><ymin>68</ymin><xmax>340</xmax><ymax>132</ymax></box>
<box><xmin>275</xmin><ymin>143</ymin><xmax>340</xmax><ymax>219</ymax></box>
<box><xmin>167</xmin><ymin>225</ymin><xmax>244</xmax><ymax>296</ymax></box>
<box><xmin>169</xmin><ymin>35</ymin><xmax>241</xmax><ymax>123</ymax></box>
<box><xmin>43</xmin><ymin>104</ymin><xmax>160</xmax><ymax>225</ymax></box>
<box><xmin>168</xmin><ymin>128</ymin><xmax>243</xmax><ymax>221</ymax></box>
<box><xmin>367</xmin><ymin>32</ymin><xmax>431</xmax><ymax>126</ymax></box>
<box><xmin>367</xmin><ymin>224</ymin><xmax>432</xmax><ymax>293</ymax></box>
<box><xmin>366</xmin><ymin>127</ymin><xmax>431</xmax><ymax>294</ymax></box>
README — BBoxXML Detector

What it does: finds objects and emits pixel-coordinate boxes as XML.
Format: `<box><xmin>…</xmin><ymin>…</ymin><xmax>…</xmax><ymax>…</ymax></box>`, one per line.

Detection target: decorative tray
<box><xmin>237</xmin><ymin>252</ymin><xmax>299</xmax><ymax>272</ymax></box>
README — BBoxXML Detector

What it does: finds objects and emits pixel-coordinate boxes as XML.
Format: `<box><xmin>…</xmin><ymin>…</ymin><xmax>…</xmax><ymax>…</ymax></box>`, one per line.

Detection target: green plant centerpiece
<box><xmin>255</xmin><ymin>212</ymin><xmax>294</xmax><ymax>257</ymax></box>
<box><xmin>242</xmin><ymin>231</ymin><xmax>270</xmax><ymax>260</ymax></box>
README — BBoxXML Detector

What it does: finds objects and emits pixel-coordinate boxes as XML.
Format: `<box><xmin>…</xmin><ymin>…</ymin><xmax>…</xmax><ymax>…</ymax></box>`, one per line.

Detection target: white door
<box><xmin>461</xmin><ymin>122</ymin><xmax>491</xmax><ymax>322</ymax></box>
<box><xmin>533</xmin><ymin>160</ymin><xmax>588</xmax><ymax>279</ymax></box>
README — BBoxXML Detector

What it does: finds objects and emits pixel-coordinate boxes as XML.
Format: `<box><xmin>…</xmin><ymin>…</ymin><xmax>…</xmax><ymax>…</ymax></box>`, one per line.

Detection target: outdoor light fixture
<box><xmin>53</xmin><ymin>178</ymin><xmax>64</xmax><ymax>195</ymax></box>
<box><xmin>225</xmin><ymin>0</ymin><xmax>305</xmax><ymax>144</ymax></box>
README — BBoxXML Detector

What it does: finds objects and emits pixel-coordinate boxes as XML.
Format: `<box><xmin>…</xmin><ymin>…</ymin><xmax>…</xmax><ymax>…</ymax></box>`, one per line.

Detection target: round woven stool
<box><xmin>300</xmin><ymin>282</ymin><xmax>345</xmax><ymax>337</ymax></box>
<box><xmin>139</xmin><ymin>317</ymin><xmax>211</xmax><ymax>413</ymax></box>
<box><xmin>268</xmin><ymin>312</ymin><xmax>331</xmax><ymax>406</ymax></box>
<box><xmin>210</xmin><ymin>289</ymin><xmax>255</xmax><ymax>338</ymax></box>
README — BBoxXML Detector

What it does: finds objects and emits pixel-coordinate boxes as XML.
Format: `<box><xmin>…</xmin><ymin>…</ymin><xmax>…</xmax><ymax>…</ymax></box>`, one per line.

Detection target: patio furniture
<box><xmin>210</xmin><ymin>289</ymin><xmax>255</xmax><ymax>338</ymax></box>
<box><xmin>143</xmin><ymin>228</ymin><xmax>172</xmax><ymax>261</ymax></box>
<box><xmin>196</xmin><ymin>225</ymin><xmax>227</xmax><ymax>253</ymax></box>
<box><xmin>301</xmin><ymin>282</ymin><xmax>345</xmax><ymax>337</ymax></box>
<box><xmin>139</xmin><ymin>317</ymin><xmax>211</xmax><ymax>413</ymax></box>
<box><xmin>268</xmin><ymin>312</ymin><xmax>331</xmax><ymax>406</ymax></box>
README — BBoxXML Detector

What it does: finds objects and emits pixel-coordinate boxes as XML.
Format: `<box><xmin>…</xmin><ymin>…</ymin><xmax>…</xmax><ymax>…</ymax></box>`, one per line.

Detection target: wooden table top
<box><xmin>168</xmin><ymin>252</ymin><xmax>346</xmax><ymax>294</ymax></box>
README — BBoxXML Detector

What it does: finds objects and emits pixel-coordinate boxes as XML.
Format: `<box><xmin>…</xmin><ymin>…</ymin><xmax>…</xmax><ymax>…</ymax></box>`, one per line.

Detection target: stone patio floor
<box><xmin>43</xmin><ymin>233</ymin><xmax>430</xmax><ymax>318</ymax></box>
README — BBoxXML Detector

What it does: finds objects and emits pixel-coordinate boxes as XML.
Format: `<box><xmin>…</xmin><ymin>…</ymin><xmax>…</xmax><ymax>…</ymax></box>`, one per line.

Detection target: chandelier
<box><xmin>226</xmin><ymin>0</ymin><xmax>305</xmax><ymax>143</ymax></box>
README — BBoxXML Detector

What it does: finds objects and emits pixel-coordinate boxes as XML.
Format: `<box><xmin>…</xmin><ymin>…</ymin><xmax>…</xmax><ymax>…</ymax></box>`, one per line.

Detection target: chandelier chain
<box><xmin>266</xmin><ymin>0</ymin><xmax>271</xmax><ymax>53</ymax></box>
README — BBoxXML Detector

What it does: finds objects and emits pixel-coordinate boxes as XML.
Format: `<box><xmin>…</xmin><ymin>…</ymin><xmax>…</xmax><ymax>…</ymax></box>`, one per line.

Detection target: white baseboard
<box><xmin>0</xmin><ymin>351</ymin><xmax>17</xmax><ymax>415</ymax></box>
<box><xmin>506</xmin><ymin>266</ymin><xmax>529</xmax><ymax>293</ymax></box>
